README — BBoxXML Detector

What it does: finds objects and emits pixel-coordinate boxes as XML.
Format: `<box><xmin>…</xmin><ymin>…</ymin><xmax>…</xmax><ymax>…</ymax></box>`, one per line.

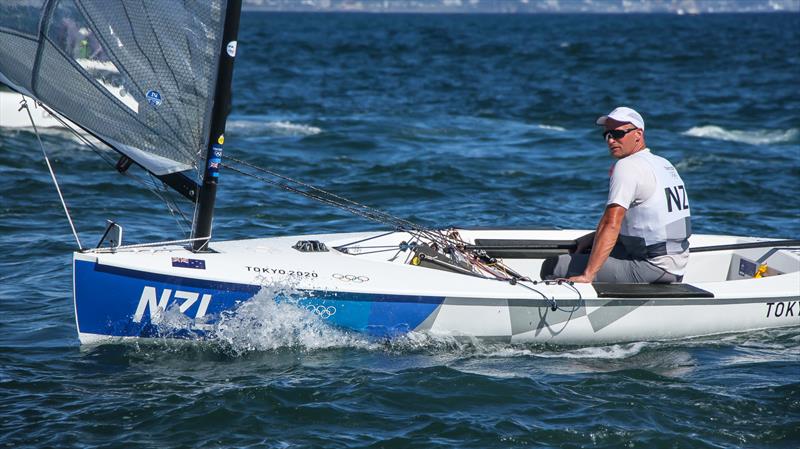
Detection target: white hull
<box><xmin>73</xmin><ymin>229</ymin><xmax>800</xmax><ymax>345</ymax></box>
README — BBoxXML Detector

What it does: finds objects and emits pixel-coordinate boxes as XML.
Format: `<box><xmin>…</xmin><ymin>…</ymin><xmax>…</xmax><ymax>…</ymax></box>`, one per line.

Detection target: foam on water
<box><xmin>152</xmin><ymin>296</ymin><xmax>659</xmax><ymax>360</ymax></box>
<box><xmin>226</xmin><ymin>116</ymin><xmax>322</xmax><ymax>137</ymax></box>
<box><xmin>206</xmin><ymin>282</ymin><xmax>372</xmax><ymax>354</ymax></box>
<box><xmin>682</xmin><ymin>125</ymin><xmax>798</xmax><ymax>145</ymax></box>
<box><xmin>536</xmin><ymin>124</ymin><xmax>567</xmax><ymax>132</ymax></box>
<box><xmin>151</xmin><ymin>296</ymin><xmax>790</xmax><ymax>361</ymax></box>
<box><xmin>486</xmin><ymin>341</ymin><xmax>650</xmax><ymax>360</ymax></box>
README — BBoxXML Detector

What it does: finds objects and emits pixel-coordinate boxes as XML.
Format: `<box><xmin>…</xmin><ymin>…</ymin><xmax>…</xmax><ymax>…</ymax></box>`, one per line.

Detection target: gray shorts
<box><xmin>540</xmin><ymin>251</ymin><xmax>682</xmax><ymax>284</ymax></box>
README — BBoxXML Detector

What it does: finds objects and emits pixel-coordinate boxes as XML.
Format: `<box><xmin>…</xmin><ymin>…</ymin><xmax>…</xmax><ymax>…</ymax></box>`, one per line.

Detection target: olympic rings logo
<box><xmin>306</xmin><ymin>305</ymin><xmax>336</xmax><ymax>319</ymax></box>
<box><xmin>332</xmin><ymin>273</ymin><xmax>370</xmax><ymax>283</ymax></box>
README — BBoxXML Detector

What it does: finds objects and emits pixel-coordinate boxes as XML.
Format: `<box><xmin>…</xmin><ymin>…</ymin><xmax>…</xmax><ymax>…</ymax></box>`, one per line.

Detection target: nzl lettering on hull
<box><xmin>74</xmin><ymin>260</ymin><xmax>445</xmax><ymax>338</ymax></box>
<box><xmin>74</xmin><ymin>260</ymin><xmax>260</xmax><ymax>337</ymax></box>
<box><xmin>133</xmin><ymin>286</ymin><xmax>212</xmax><ymax>324</ymax></box>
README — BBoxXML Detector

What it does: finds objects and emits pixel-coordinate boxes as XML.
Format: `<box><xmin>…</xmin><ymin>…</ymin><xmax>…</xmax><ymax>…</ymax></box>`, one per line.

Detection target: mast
<box><xmin>192</xmin><ymin>0</ymin><xmax>243</xmax><ymax>251</ymax></box>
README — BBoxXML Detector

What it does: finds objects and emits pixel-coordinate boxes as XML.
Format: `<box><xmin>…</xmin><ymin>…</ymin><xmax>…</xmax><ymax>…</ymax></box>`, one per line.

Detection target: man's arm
<box><xmin>568</xmin><ymin>205</ymin><xmax>626</xmax><ymax>283</ymax></box>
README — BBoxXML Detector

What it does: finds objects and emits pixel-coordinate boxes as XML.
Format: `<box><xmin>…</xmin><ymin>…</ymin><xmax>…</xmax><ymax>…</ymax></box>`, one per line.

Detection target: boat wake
<box><xmin>150</xmin><ymin>293</ymin><xmax>659</xmax><ymax>359</ymax></box>
<box><xmin>135</xmin><ymin>277</ymin><xmax>800</xmax><ymax>360</ymax></box>
<box><xmin>682</xmin><ymin>125</ymin><xmax>798</xmax><ymax>145</ymax></box>
<box><xmin>509</xmin><ymin>341</ymin><xmax>650</xmax><ymax>359</ymax></box>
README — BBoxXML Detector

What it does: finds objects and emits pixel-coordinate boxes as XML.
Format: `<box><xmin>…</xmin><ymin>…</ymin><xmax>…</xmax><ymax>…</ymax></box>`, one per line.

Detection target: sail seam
<box><xmin>129</xmin><ymin>1</ymin><xmax>194</xmax><ymax>156</ymax></box>
<box><xmin>30</xmin><ymin>0</ymin><xmax>59</xmax><ymax>97</ymax></box>
<box><xmin>141</xmin><ymin>2</ymin><xmax>196</xmax><ymax>157</ymax></box>
<box><xmin>0</xmin><ymin>27</ymin><xmax>40</xmax><ymax>40</ymax></box>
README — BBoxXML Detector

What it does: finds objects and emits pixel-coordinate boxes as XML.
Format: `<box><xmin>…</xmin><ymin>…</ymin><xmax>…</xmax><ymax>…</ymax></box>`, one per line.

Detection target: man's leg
<box><xmin>540</xmin><ymin>253</ymin><xmax>590</xmax><ymax>280</ymax></box>
<box><xmin>590</xmin><ymin>258</ymin><xmax>681</xmax><ymax>283</ymax></box>
<box><xmin>540</xmin><ymin>241</ymin><xmax>629</xmax><ymax>281</ymax></box>
<box><xmin>540</xmin><ymin>254</ymin><xmax>680</xmax><ymax>283</ymax></box>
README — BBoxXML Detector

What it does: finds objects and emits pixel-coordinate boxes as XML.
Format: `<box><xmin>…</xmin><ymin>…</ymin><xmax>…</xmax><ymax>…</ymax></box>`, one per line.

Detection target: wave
<box><xmin>536</xmin><ymin>124</ymin><xmax>567</xmax><ymax>132</ymax></box>
<box><xmin>682</xmin><ymin>125</ymin><xmax>798</xmax><ymax>145</ymax></box>
<box><xmin>226</xmin><ymin>117</ymin><xmax>322</xmax><ymax>137</ymax></box>
<box><xmin>477</xmin><ymin>341</ymin><xmax>650</xmax><ymax>360</ymax></box>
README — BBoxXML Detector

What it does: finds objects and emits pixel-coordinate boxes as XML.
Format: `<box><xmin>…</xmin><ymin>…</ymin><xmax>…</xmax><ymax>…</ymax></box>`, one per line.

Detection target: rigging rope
<box><xmin>20</xmin><ymin>97</ymin><xmax>568</xmax><ymax>290</ymax></box>
<box><xmin>28</xmin><ymin>98</ymin><xmax>193</xmax><ymax>234</ymax></box>
<box><xmin>221</xmin><ymin>157</ymin><xmax>460</xmax><ymax>253</ymax></box>
<box><xmin>86</xmin><ymin>236</ymin><xmax>211</xmax><ymax>253</ymax></box>
<box><xmin>221</xmin><ymin>155</ymin><xmax>536</xmax><ymax>281</ymax></box>
<box><xmin>224</xmin><ymin>155</ymin><xmax>435</xmax><ymax>234</ymax></box>
<box><xmin>20</xmin><ymin>97</ymin><xmax>83</xmax><ymax>250</ymax></box>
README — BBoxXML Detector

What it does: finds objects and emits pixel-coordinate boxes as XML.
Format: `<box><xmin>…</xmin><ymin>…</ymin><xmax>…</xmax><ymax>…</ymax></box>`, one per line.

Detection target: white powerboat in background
<box><xmin>0</xmin><ymin>90</ymin><xmax>73</xmax><ymax>129</ymax></box>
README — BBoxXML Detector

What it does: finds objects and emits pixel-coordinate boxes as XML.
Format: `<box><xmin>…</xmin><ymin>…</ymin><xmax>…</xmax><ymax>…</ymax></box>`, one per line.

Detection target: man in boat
<box><xmin>541</xmin><ymin>107</ymin><xmax>691</xmax><ymax>283</ymax></box>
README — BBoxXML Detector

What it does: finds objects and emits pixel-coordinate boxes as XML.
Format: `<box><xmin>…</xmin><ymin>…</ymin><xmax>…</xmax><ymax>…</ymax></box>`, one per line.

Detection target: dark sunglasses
<box><xmin>603</xmin><ymin>127</ymin><xmax>638</xmax><ymax>141</ymax></box>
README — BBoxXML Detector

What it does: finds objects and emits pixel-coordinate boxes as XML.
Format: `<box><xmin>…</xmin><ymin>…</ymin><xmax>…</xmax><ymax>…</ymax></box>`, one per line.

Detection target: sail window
<box><xmin>48</xmin><ymin>0</ymin><xmax>139</xmax><ymax>113</ymax></box>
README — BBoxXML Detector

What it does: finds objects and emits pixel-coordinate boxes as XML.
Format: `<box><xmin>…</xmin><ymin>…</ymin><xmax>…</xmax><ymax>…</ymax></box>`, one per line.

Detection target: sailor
<box><xmin>541</xmin><ymin>107</ymin><xmax>691</xmax><ymax>283</ymax></box>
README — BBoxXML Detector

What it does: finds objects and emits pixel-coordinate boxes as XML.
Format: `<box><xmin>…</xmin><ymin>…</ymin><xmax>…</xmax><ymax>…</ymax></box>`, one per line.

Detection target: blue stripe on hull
<box><xmin>74</xmin><ymin>260</ymin><xmax>443</xmax><ymax>340</ymax></box>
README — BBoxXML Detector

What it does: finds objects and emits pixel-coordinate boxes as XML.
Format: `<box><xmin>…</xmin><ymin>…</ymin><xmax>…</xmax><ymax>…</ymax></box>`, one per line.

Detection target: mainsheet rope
<box><xmin>221</xmin><ymin>155</ymin><xmax>455</xmax><ymax>248</ymax></box>
<box><xmin>221</xmin><ymin>156</ymin><xmax>535</xmax><ymax>282</ymax></box>
<box><xmin>223</xmin><ymin>155</ymin><xmax>435</xmax><ymax>233</ymax></box>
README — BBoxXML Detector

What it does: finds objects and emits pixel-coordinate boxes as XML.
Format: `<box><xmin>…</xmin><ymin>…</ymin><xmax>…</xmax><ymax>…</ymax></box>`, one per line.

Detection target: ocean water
<box><xmin>1</xmin><ymin>11</ymin><xmax>799</xmax><ymax>448</ymax></box>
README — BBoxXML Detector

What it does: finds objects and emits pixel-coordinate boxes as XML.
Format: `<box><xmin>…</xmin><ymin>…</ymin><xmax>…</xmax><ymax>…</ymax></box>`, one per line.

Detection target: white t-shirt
<box><xmin>607</xmin><ymin>148</ymin><xmax>657</xmax><ymax>210</ymax></box>
<box><xmin>606</xmin><ymin>148</ymin><xmax>689</xmax><ymax>275</ymax></box>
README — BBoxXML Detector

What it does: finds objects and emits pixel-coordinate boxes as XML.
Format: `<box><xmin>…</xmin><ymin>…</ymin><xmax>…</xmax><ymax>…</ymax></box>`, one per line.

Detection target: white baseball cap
<box><xmin>596</xmin><ymin>106</ymin><xmax>645</xmax><ymax>130</ymax></box>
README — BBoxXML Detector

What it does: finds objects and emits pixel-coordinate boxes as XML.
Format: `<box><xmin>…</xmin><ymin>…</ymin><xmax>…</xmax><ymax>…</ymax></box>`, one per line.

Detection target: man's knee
<box><xmin>540</xmin><ymin>256</ymin><xmax>559</xmax><ymax>280</ymax></box>
<box><xmin>541</xmin><ymin>254</ymin><xmax>582</xmax><ymax>280</ymax></box>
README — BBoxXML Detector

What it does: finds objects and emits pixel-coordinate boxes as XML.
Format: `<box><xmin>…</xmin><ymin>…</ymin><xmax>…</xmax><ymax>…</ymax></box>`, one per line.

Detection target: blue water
<box><xmin>2</xmin><ymin>12</ymin><xmax>799</xmax><ymax>448</ymax></box>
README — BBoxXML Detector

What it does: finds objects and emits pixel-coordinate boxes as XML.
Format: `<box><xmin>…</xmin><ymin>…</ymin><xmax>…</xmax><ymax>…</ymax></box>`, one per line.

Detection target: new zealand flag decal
<box><xmin>172</xmin><ymin>257</ymin><xmax>206</xmax><ymax>269</ymax></box>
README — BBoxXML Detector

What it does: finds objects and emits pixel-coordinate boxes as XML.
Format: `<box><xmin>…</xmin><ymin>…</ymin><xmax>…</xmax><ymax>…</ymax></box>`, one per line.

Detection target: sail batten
<box><xmin>0</xmin><ymin>0</ymin><xmax>229</xmax><ymax>177</ymax></box>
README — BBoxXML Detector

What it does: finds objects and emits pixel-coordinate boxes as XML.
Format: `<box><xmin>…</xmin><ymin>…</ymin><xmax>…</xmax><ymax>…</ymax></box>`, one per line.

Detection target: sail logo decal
<box><xmin>146</xmin><ymin>90</ymin><xmax>162</xmax><ymax>106</ymax></box>
<box><xmin>226</xmin><ymin>41</ymin><xmax>237</xmax><ymax>57</ymax></box>
<box><xmin>133</xmin><ymin>286</ymin><xmax>211</xmax><ymax>324</ymax></box>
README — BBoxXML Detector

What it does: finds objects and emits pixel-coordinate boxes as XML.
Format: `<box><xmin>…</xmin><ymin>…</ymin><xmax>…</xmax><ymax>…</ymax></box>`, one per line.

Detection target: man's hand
<box><xmin>567</xmin><ymin>273</ymin><xmax>595</xmax><ymax>283</ymax></box>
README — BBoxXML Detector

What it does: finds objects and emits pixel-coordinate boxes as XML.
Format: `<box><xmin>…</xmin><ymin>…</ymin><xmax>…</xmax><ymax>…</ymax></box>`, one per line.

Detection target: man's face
<box><xmin>604</xmin><ymin>118</ymin><xmax>643</xmax><ymax>159</ymax></box>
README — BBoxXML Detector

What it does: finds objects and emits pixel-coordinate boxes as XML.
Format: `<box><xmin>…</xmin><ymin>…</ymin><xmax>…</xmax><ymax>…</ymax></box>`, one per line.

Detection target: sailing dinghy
<box><xmin>2</xmin><ymin>2</ymin><xmax>797</xmax><ymax>345</ymax></box>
